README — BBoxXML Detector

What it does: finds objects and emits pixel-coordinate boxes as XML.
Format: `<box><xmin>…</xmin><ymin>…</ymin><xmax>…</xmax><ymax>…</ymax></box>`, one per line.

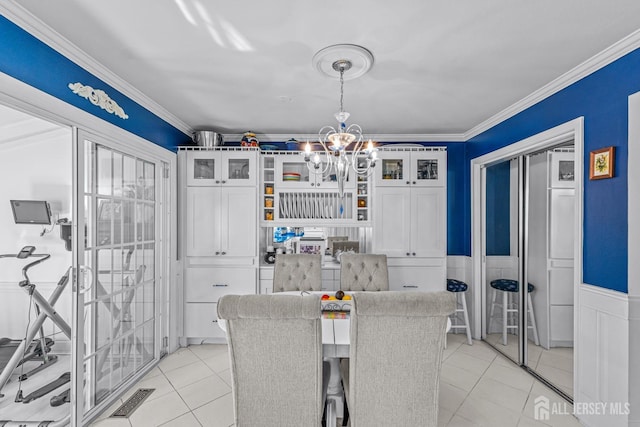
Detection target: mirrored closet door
<box><xmin>482</xmin><ymin>144</ymin><xmax>575</xmax><ymax>400</ymax></box>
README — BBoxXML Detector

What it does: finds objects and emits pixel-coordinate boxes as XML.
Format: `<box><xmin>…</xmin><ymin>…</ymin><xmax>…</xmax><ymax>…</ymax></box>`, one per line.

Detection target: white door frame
<box><xmin>0</xmin><ymin>72</ymin><xmax>178</xmax><ymax>426</ymax></box>
<box><xmin>471</xmin><ymin>117</ymin><xmax>584</xmax><ymax>394</ymax></box>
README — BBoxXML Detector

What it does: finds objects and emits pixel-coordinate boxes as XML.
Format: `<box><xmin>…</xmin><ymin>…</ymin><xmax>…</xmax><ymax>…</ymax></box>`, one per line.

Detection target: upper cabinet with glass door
<box><xmin>374</xmin><ymin>147</ymin><xmax>446</xmax><ymax>187</ymax></box>
<box><xmin>274</xmin><ymin>153</ymin><xmax>355</xmax><ymax>190</ymax></box>
<box><xmin>186</xmin><ymin>148</ymin><xmax>258</xmax><ymax>187</ymax></box>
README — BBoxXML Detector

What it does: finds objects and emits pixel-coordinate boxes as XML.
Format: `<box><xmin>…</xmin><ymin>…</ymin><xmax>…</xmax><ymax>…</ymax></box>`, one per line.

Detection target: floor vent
<box><xmin>110</xmin><ymin>388</ymin><xmax>155</xmax><ymax>418</ymax></box>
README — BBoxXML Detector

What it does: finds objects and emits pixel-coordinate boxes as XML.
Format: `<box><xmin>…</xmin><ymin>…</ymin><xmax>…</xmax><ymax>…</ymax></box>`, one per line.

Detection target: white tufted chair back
<box><xmin>339</xmin><ymin>254</ymin><xmax>389</xmax><ymax>291</ymax></box>
<box><xmin>273</xmin><ymin>254</ymin><xmax>322</xmax><ymax>292</ymax></box>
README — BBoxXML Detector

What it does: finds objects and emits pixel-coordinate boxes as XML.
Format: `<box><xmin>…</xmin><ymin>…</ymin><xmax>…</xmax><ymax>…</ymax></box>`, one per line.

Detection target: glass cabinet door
<box><xmin>375</xmin><ymin>152</ymin><xmax>412</xmax><ymax>187</ymax></box>
<box><xmin>411</xmin><ymin>151</ymin><xmax>447</xmax><ymax>187</ymax></box>
<box><xmin>222</xmin><ymin>151</ymin><xmax>257</xmax><ymax>185</ymax></box>
<box><xmin>186</xmin><ymin>151</ymin><xmax>219</xmax><ymax>186</ymax></box>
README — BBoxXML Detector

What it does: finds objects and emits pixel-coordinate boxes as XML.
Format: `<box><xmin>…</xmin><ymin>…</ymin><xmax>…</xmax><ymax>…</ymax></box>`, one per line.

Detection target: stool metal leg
<box><xmin>460</xmin><ymin>293</ymin><xmax>472</xmax><ymax>345</ymax></box>
<box><xmin>527</xmin><ymin>293</ymin><xmax>540</xmax><ymax>346</ymax></box>
<box><xmin>502</xmin><ymin>291</ymin><xmax>508</xmax><ymax>345</ymax></box>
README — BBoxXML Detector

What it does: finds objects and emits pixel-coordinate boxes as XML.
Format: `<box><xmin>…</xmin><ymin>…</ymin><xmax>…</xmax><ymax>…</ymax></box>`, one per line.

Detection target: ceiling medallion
<box><xmin>68</xmin><ymin>82</ymin><xmax>129</xmax><ymax>119</ymax></box>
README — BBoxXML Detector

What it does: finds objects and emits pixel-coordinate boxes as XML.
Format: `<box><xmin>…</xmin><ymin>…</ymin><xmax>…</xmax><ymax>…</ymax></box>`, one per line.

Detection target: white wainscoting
<box><xmin>576</xmin><ymin>283</ymin><xmax>629</xmax><ymax>427</ymax></box>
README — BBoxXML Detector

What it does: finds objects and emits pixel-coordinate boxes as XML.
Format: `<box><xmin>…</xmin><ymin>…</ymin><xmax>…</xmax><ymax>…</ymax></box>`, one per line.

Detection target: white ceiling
<box><xmin>9</xmin><ymin>1</ymin><xmax>640</xmax><ymax>140</ymax></box>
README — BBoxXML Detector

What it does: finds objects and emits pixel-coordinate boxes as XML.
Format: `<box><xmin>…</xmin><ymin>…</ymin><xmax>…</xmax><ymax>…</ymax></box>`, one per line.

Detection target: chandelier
<box><xmin>304</xmin><ymin>45</ymin><xmax>377</xmax><ymax>200</ymax></box>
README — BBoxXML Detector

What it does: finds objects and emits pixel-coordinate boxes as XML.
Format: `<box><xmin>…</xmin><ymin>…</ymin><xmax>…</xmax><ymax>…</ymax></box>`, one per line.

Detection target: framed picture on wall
<box><xmin>589</xmin><ymin>146</ymin><xmax>615</xmax><ymax>180</ymax></box>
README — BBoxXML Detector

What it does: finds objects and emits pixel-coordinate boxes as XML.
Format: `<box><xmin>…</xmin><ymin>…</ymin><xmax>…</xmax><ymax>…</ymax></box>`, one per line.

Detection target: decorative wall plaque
<box><xmin>68</xmin><ymin>82</ymin><xmax>128</xmax><ymax>119</ymax></box>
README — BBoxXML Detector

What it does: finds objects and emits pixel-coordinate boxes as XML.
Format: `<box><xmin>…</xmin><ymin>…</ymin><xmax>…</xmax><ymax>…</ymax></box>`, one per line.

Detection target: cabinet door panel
<box><xmin>549</xmin><ymin>189</ymin><xmax>575</xmax><ymax>259</ymax></box>
<box><xmin>388</xmin><ymin>266</ymin><xmax>445</xmax><ymax>292</ymax></box>
<box><xmin>411</xmin><ymin>188</ymin><xmax>446</xmax><ymax>257</ymax></box>
<box><xmin>374</xmin><ymin>152</ymin><xmax>412</xmax><ymax>187</ymax></box>
<box><xmin>184</xmin><ymin>303</ymin><xmax>226</xmax><ymax>338</ymax></box>
<box><xmin>186</xmin><ymin>187</ymin><xmax>220</xmax><ymax>256</ymax></box>
<box><xmin>185</xmin><ymin>267</ymin><xmax>256</xmax><ymax>302</ymax></box>
<box><xmin>372</xmin><ymin>187</ymin><xmax>411</xmax><ymax>256</ymax></box>
<box><xmin>549</xmin><ymin>305</ymin><xmax>574</xmax><ymax>342</ymax></box>
<box><xmin>223</xmin><ymin>151</ymin><xmax>257</xmax><ymax>186</ymax></box>
<box><xmin>220</xmin><ymin>187</ymin><xmax>257</xmax><ymax>257</ymax></box>
<box><xmin>186</xmin><ymin>151</ymin><xmax>220</xmax><ymax>186</ymax></box>
<box><xmin>549</xmin><ymin>267</ymin><xmax>574</xmax><ymax>305</ymax></box>
<box><xmin>412</xmin><ymin>151</ymin><xmax>447</xmax><ymax>187</ymax></box>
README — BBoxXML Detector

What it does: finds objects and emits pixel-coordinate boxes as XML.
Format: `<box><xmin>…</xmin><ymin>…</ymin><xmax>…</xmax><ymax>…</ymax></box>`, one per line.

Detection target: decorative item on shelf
<box><xmin>282</xmin><ymin>172</ymin><xmax>301</xmax><ymax>182</ymax></box>
<box><xmin>241</xmin><ymin>131</ymin><xmax>259</xmax><ymax>147</ymax></box>
<box><xmin>358</xmin><ymin>198</ymin><xmax>366</xmax><ymax>208</ymax></box>
<box><xmin>285</xmin><ymin>138</ymin><xmax>299</xmax><ymax>150</ymax></box>
<box><xmin>193</xmin><ymin>130</ymin><xmax>224</xmax><ymax>147</ymax></box>
<box><xmin>265</xmin><ymin>211</ymin><xmax>274</xmax><ymax>221</ymax></box>
<box><xmin>265</xmin><ymin>185</ymin><xmax>274</xmax><ymax>194</ymax></box>
<box><xmin>304</xmin><ymin>44</ymin><xmax>378</xmax><ymax>200</ymax></box>
<box><xmin>265</xmin><ymin>198</ymin><xmax>274</xmax><ymax>208</ymax></box>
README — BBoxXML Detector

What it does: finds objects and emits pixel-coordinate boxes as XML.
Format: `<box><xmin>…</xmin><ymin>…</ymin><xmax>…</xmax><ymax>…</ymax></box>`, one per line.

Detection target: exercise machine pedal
<box><xmin>20</xmin><ymin>372</ymin><xmax>70</xmax><ymax>404</ymax></box>
<box><xmin>50</xmin><ymin>387</ymin><xmax>70</xmax><ymax>407</ymax></box>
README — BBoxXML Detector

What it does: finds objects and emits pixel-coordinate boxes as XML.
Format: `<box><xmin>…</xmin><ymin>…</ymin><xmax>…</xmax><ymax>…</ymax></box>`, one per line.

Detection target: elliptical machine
<box><xmin>0</xmin><ymin>246</ymin><xmax>71</xmax><ymax>401</ymax></box>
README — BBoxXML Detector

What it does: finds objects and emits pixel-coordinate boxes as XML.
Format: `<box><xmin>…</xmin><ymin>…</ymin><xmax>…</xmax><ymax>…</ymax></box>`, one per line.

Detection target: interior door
<box><xmin>71</xmin><ymin>130</ymin><xmax>161</xmax><ymax>424</ymax></box>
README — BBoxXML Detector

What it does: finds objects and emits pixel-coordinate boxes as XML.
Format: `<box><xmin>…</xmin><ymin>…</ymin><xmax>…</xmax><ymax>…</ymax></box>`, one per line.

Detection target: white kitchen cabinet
<box><xmin>373</xmin><ymin>183</ymin><xmax>446</xmax><ymax>257</ymax></box>
<box><xmin>179</xmin><ymin>147</ymin><xmax>259</xmax><ymax>343</ymax></box>
<box><xmin>185</xmin><ymin>186</ymin><xmax>257</xmax><ymax>258</ymax></box>
<box><xmin>372</xmin><ymin>147</ymin><xmax>447</xmax><ymax>292</ymax></box>
<box><xmin>186</xmin><ymin>148</ymin><xmax>257</xmax><ymax>187</ymax></box>
<box><xmin>374</xmin><ymin>148</ymin><xmax>446</xmax><ymax>187</ymax></box>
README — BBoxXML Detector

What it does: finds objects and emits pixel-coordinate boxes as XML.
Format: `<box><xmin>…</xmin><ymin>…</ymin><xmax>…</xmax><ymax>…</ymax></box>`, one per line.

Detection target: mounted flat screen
<box><xmin>10</xmin><ymin>200</ymin><xmax>52</xmax><ymax>225</ymax></box>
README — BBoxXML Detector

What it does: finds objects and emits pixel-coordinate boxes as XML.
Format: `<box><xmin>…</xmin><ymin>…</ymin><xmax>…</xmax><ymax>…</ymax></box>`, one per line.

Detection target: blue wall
<box><xmin>0</xmin><ymin>15</ymin><xmax>190</xmax><ymax>151</ymax></box>
<box><xmin>485</xmin><ymin>162</ymin><xmax>511</xmax><ymax>256</ymax></box>
<box><xmin>466</xmin><ymin>48</ymin><xmax>640</xmax><ymax>293</ymax></box>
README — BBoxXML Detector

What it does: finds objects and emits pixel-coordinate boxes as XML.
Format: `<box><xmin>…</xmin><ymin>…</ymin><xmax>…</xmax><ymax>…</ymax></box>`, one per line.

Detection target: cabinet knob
<box><xmin>215</xmin><ymin>180</ymin><xmax>220</xmax><ymax>184</ymax></box>
<box><xmin>406</xmin><ymin>181</ymin><xmax>410</xmax><ymax>185</ymax></box>
<box><xmin>213</xmin><ymin>284</ymin><xmax>228</xmax><ymax>287</ymax></box>
<box><xmin>406</xmin><ymin>252</ymin><xmax>411</xmax><ymax>256</ymax></box>
<box><xmin>212</xmin><ymin>319</ymin><xmax>218</xmax><ymax>323</ymax></box>
<box><xmin>221</xmin><ymin>180</ymin><xmax>226</xmax><ymax>184</ymax></box>
<box><xmin>310</xmin><ymin>183</ymin><xmax>315</xmax><ymax>187</ymax></box>
<box><xmin>403</xmin><ymin>285</ymin><xmax>418</xmax><ymax>288</ymax></box>
<box><xmin>316</xmin><ymin>183</ymin><xmax>320</xmax><ymax>187</ymax></box>
<box><xmin>215</xmin><ymin>251</ymin><xmax>220</xmax><ymax>255</ymax></box>
<box><xmin>412</xmin><ymin>252</ymin><xmax>416</xmax><ymax>256</ymax></box>
<box><xmin>412</xmin><ymin>181</ymin><xmax>416</xmax><ymax>185</ymax></box>
<box><xmin>221</xmin><ymin>251</ymin><xmax>227</xmax><ymax>255</ymax></box>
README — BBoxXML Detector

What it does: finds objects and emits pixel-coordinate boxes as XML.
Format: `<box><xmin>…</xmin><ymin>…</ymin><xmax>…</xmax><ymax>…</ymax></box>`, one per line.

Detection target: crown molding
<box><xmin>230</xmin><ymin>133</ymin><xmax>466</xmax><ymax>143</ymax></box>
<box><xmin>464</xmin><ymin>28</ymin><xmax>640</xmax><ymax>141</ymax></box>
<box><xmin>0</xmin><ymin>1</ymin><xmax>192</xmax><ymax>136</ymax></box>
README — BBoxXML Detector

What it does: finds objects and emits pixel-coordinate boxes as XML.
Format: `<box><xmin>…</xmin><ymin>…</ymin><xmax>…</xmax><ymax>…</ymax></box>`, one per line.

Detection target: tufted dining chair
<box><xmin>340</xmin><ymin>291</ymin><xmax>456</xmax><ymax>427</ymax></box>
<box><xmin>273</xmin><ymin>253</ymin><xmax>322</xmax><ymax>293</ymax></box>
<box><xmin>339</xmin><ymin>253</ymin><xmax>389</xmax><ymax>291</ymax></box>
<box><xmin>217</xmin><ymin>294</ymin><xmax>332</xmax><ymax>427</ymax></box>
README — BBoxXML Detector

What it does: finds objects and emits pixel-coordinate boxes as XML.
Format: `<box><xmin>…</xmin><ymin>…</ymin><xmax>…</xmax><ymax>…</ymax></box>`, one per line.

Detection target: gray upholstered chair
<box><xmin>217</xmin><ymin>294</ymin><xmax>331</xmax><ymax>427</ymax></box>
<box><xmin>339</xmin><ymin>253</ymin><xmax>389</xmax><ymax>291</ymax></box>
<box><xmin>340</xmin><ymin>291</ymin><xmax>456</xmax><ymax>427</ymax></box>
<box><xmin>273</xmin><ymin>253</ymin><xmax>322</xmax><ymax>292</ymax></box>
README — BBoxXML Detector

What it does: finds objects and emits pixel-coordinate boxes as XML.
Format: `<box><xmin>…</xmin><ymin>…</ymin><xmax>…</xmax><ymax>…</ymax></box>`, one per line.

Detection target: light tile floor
<box><xmin>90</xmin><ymin>334</ymin><xmax>581</xmax><ymax>427</ymax></box>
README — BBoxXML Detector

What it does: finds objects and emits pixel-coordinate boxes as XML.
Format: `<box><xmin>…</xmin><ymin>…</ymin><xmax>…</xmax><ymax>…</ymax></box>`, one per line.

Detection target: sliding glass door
<box><xmin>71</xmin><ymin>130</ymin><xmax>164</xmax><ymax>424</ymax></box>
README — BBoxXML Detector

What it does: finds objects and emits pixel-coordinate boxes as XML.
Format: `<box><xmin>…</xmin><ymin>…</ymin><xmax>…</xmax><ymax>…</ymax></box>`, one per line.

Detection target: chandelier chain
<box><xmin>339</xmin><ymin>67</ymin><xmax>344</xmax><ymax>113</ymax></box>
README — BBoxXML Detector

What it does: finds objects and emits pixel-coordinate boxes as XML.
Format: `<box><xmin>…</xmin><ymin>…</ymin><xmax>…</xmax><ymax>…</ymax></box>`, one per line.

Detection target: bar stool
<box><xmin>489</xmin><ymin>279</ymin><xmax>540</xmax><ymax>346</ymax></box>
<box><xmin>446</xmin><ymin>279</ymin><xmax>472</xmax><ymax>346</ymax></box>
